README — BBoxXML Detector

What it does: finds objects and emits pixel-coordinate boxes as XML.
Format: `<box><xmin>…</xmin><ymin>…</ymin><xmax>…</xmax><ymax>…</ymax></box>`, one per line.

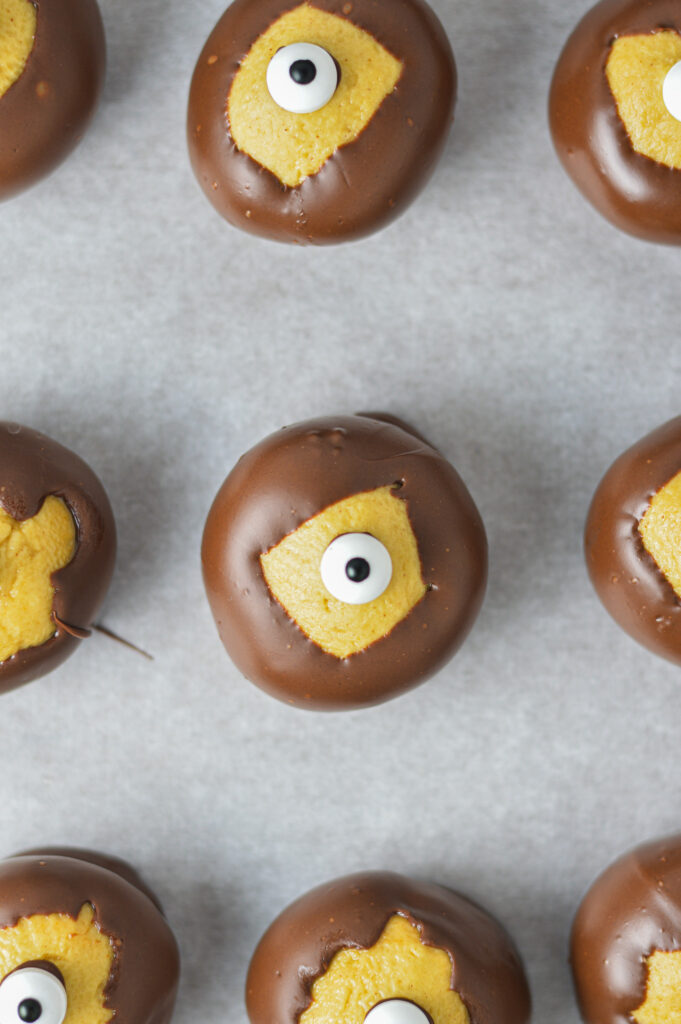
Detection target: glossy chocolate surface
<box><xmin>549</xmin><ymin>0</ymin><xmax>681</xmax><ymax>244</ymax></box>
<box><xmin>0</xmin><ymin>851</ymin><xmax>179</xmax><ymax>1024</ymax></box>
<box><xmin>187</xmin><ymin>0</ymin><xmax>456</xmax><ymax>244</ymax></box>
<box><xmin>246</xmin><ymin>872</ymin><xmax>531</xmax><ymax>1024</ymax></box>
<box><xmin>0</xmin><ymin>422</ymin><xmax>116</xmax><ymax>695</ymax></box>
<box><xmin>0</xmin><ymin>0</ymin><xmax>105</xmax><ymax>201</ymax></box>
<box><xmin>201</xmin><ymin>414</ymin><xmax>487</xmax><ymax>710</ymax></box>
<box><xmin>571</xmin><ymin>834</ymin><xmax>681</xmax><ymax>1024</ymax></box>
<box><xmin>585</xmin><ymin>415</ymin><xmax>681</xmax><ymax>666</ymax></box>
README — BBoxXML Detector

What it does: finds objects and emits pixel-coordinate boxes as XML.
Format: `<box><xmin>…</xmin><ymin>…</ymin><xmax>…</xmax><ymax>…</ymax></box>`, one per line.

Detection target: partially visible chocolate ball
<box><xmin>0</xmin><ymin>0</ymin><xmax>105</xmax><ymax>201</ymax></box>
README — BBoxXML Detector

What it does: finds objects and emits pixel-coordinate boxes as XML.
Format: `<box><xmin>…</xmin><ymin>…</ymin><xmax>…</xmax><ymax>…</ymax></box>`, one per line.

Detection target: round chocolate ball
<box><xmin>571</xmin><ymin>834</ymin><xmax>681</xmax><ymax>1024</ymax></box>
<box><xmin>201</xmin><ymin>414</ymin><xmax>487</xmax><ymax>710</ymax></box>
<box><xmin>549</xmin><ymin>0</ymin><xmax>681</xmax><ymax>244</ymax></box>
<box><xmin>0</xmin><ymin>0</ymin><xmax>105</xmax><ymax>202</ymax></box>
<box><xmin>585</xmin><ymin>415</ymin><xmax>681</xmax><ymax>667</ymax></box>
<box><xmin>187</xmin><ymin>0</ymin><xmax>456</xmax><ymax>244</ymax></box>
<box><xmin>0</xmin><ymin>422</ymin><xmax>116</xmax><ymax>695</ymax></box>
<box><xmin>0</xmin><ymin>850</ymin><xmax>179</xmax><ymax>1024</ymax></box>
<box><xmin>246</xmin><ymin>872</ymin><xmax>531</xmax><ymax>1024</ymax></box>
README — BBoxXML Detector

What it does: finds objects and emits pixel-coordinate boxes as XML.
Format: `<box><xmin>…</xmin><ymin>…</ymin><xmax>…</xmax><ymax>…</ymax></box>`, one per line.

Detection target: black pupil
<box><xmin>345</xmin><ymin>557</ymin><xmax>370</xmax><ymax>583</ymax></box>
<box><xmin>289</xmin><ymin>59</ymin><xmax>316</xmax><ymax>84</ymax></box>
<box><xmin>18</xmin><ymin>1000</ymin><xmax>42</xmax><ymax>1023</ymax></box>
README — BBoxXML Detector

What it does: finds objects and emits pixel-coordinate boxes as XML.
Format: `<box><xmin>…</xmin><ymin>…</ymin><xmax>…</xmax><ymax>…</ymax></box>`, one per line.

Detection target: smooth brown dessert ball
<box><xmin>0</xmin><ymin>0</ymin><xmax>105</xmax><ymax>201</ymax></box>
<box><xmin>201</xmin><ymin>414</ymin><xmax>487</xmax><ymax>711</ymax></box>
<box><xmin>246</xmin><ymin>872</ymin><xmax>531</xmax><ymax>1024</ymax></box>
<box><xmin>0</xmin><ymin>422</ymin><xmax>116</xmax><ymax>696</ymax></box>
<box><xmin>549</xmin><ymin>0</ymin><xmax>681</xmax><ymax>244</ymax></box>
<box><xmin>187</xmin><ymin>0</ymin><xmax>456</xmax><ymax>244</ymax></box>
<box><xmin>585</xmin><ymin>415</ymin><xmax>681</xmax><ymax>667</ymax></box>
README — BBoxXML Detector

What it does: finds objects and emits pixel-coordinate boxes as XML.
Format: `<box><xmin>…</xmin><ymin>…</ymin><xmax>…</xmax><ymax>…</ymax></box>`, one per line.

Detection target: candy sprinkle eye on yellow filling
<box><xmin>633</xmin><ymin>950</ymin><xmax>681</xmax><ymax>1024</ymax></box>
<box><xmin>300</xmin><ymin>914</ymin><xmax>469</xmax><ymax>1024</ymax></box>
<box><xmin>606</xmin><ymin>31</ymin><xmax>681</xmax><ymax>169</ymax></box>
<box><xmin>0</xmin><ymin>495</ymin><xmax>77</xmax><ymax>663</ymax></box>
<box><xmin>0</xmin><ymin>903</ymin><xmax>115</xmax><ymax>1024</ymax></box>
<box><xmin>227</xmin><ymin>2</ymin><xmax>403</xmax><ymax>187</ymax></box>
<box><xmin>638</xmin><ymin>469</ymin><xmax>681</xmax><ymax>598</ymax></box>
<box><xmin>260</xmin><ymin>484</ymin><xmax>427</xmax><ymax>658</ymax></box>
<box><xmin>0</xmin><ymin>0</ymin><xmax>37</xmax><ymax>99</ymax></box>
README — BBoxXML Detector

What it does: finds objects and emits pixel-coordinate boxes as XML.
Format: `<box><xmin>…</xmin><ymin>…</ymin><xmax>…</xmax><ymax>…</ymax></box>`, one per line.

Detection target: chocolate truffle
<box><xmin>0</xmin><ymin>422</ymin><xmax>116</xmax><ymax>696</ymax></box>
<box><xmin>549</xmin><ymin>0</ymin><xmax>681</xmax><ymax>244</ymax></box>
<box><xmin>0</xmin><ymin>0</ymin><xmax>105</xmax><ymax>202</ymax></box>
<box><xmin>246</xmin><ymin>872</ymin><xmax>531</xmax><ymax>1024</ymax></box>
<box><xmin>585</xmin><ymin>415</ymin><xmax>681</xmax><ymax>666</ymax></box>
<box><xmin>201</xmin><ymin>414</ymin><xmax>487</xmax><ymax>710</ymax></box>
<box><xmin>0</xmin><ymin>850</ymin><xmax>179</xmax><ymax>1024</ymax></box>
<box><xmin>187</xmin><ymin>0</ymin><xmax>456</xmax><ymax>244</ymax></box>
<box><xmin>571</xmin><ymin>834</ymin><xmax>681</xmax><ymax>1024</ymax></box>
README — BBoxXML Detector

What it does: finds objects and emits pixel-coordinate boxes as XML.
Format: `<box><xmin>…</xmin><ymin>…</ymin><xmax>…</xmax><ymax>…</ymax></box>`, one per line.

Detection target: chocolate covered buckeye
<box><xmin>0</xmin><ymin>850</ymin><xmax>179</xmax><ymax>1024</ymax></box>
<box><xmin>0</xmin><ymin>0</ymin><xmax>105</xmax><ymax>201</ymax></box>
<box><xmin>585</xmin><ymin>415</ymin><xmax>681</xmax><ymax>666</ymax></box>
<box><xmin>0</xmin><ymin>422</ymin><xmax>116</xmax><ymax>696</ymax></box>
<box><xmin>549</xmin><ymin>0</ymin><xmax>681</xmax><ymax>244</ymax></box>
<box><xmin>201</xmin><ymin>414</ymin><xmax>487</xmax><ymax>710</ymax></box>
<box><xmin>246</xmin><ymin>872</ymin><xmax>531</xmax><ymax>1024</ymax></box>
<box><xmin>187</xmin><ymin>0</ymin><xmax>456</xmax><ymax>244</ymax></box>
<box><xmin>571</xmin><ymin>834</ymin><xmax>681</xmax><ymax>1024</ymax></box>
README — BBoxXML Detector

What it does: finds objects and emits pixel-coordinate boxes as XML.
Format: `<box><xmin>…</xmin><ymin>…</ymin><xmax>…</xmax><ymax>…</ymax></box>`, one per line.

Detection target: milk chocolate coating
<box><xmin>187</xmin><ymin>0</ymin><xmax>456</xmax><ymax>244</ymax></box>
<box><xmin>549</xmin><ymin>0</ymin><xmax>681</xmax><ymax>244</ymax></box>
<box><xmin>584</xmin><ymin>415</ymin><xmax>681</xmax><ymax>666</ymax></box>
<box><xmin>0</xmin><ymin>0</ymin><xmax>105</xmax><ymax>201</ymax></box>
<box><xmin>246</xmin><ymin>872</ymin><xmax>531</xmax><ymax>1024</ymax></box>
<box><xmin>201</xmin><ymin>414</ymin><xmax>487</xmax><ymax>710</ymax></box>
<box><xmin>0</xmin><ymin>851</ymin><xmax>179</xmax><ymax>1024</ymax></box>
<box><xmin>571</xmin><ymin>834</ymin><xmax>681</xmax><ymax>1024</ymax></box>
<box><xmin>0</xmin><ymin>422</ymin><xmax>116</xmax><ymax>695</ymax></box>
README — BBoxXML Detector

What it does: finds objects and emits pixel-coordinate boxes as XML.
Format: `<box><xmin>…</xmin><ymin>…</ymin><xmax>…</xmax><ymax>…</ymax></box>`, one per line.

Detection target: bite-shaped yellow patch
<box><xmin>0</xmin><ymin>0</ymin><xmax>36</xmax><ymax>99</ymax></box>
<box><xmin>0</xmin><ymin>495</ymin><xmax>76</xmax><ymax>663</ymax></box>
<box><xmin>260</xmin><ymin>484</ymin><xmax>426</xmax><ymax>658</ymax></box>
<box><xmin>0</xmin><ymin>903</ymin><xmax>115</xmax><ymax>1024</ymax></box>
<box><xmin>633</xmin><ymin>950</ymin><xmax>681</xmax><ymax>1024</ymax></box>
<box><xmin>639</xmin><ymin>469</ymin><xmax>681</xmax><ymax>598</ymax></box>
<box><xmin>227</xmin><ymin>3</ymin><xmax>403</xmax><ymax>187</ymax></box>
<box><xmin>606</xmin><ymin>31</ymin><xmax>681</xmax><ymax>169</ymax></box>
<box><xmin>300</xmin><ymin>914</ymin><xmax>469</xmax><ymax>1024</ymax></box>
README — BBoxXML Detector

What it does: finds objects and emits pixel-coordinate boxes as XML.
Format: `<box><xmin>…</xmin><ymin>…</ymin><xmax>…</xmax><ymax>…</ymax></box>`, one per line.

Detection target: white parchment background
<box><xmin>3</xmin><ymin>0</ymin><xmax>681</xmax><ymax>1021</ymax></box>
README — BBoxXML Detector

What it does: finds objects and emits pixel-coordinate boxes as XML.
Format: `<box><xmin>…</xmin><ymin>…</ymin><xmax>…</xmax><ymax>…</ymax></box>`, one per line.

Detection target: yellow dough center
<box><xmin>0</xmin><ymin>904</ymin><xmax>115</xmax><ymax>1024</ymax></box>
<box><xmin>633</xmin><ymin>950</ymin><xmax>681</xmax><ymax>1024</ymax></box>
<box><xmin>227</xmin><ymin>3</ymin><xmax>403</xmax><ymax>187</ymax></box>
<box><xmin>0</xmin><ymin>495</ymin><xmax>77</xmax><ymax>663</ymax></box>
<box><xmin>260</xmin><ymin>484</ymin><xmax>426</xmax><ymax>658</ymax></box>
<box><xmin>606</xmin><ymin>31</ymin><xmax>681</xmax><ymax>169</ymax></box>
<box><xmin>0</xmin><ymin>0</ymin><xmax>36</xmax><ymax>99</ymax></box>
<box><xmin>638</xmin><ymin>469</ymin><xmax>681</xmax><ymax>598</ymax></box>
<box><xmin>300</xmin><ymin>914</ymin><xmax>469</xmax><ymax>1024</ymax></box>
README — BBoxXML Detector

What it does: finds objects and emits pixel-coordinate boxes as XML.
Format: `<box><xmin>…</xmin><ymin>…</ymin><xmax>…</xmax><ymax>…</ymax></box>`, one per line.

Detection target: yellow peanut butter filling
<box><xmin>638</xmin><ymin>469</ymin><xmax>681</xmax><ymax>597</ymax></box>
<box><xmin>300</xmin><ymin>914</ymin><xmax>469</xmax><ymax>1024</ymax></box>
<box><xmin>260</xmin><ymin>484</ymin><xmax>426</xmax><ymax>658</ymax></box>
<box><xmin>0</xmin><ymin>495</ymin><xmax>76</xmax><ymax>663</ymax></box>
<box><xmin>633</xmin><ymin>950</ymin><xmax>681</xmax><ymax>1024</ymax></box>
<box><xmin>0</xmin><ymin>0</ymin><xmax>36</xmax><ymax>98</ymax></box>
<box><xmin>606</xmin><ymin>31</ymin><xmax>681</xmax><ymax>169</ymax></box>
<box><xmin>0</xmin><ymin>904</ymin><xmax>115</xmax><ymax>1024</ymax></box>
<box><xmin>227</xmin><ymin>3</ymin><xmax>402</xmax><ymax>186</ymax></box>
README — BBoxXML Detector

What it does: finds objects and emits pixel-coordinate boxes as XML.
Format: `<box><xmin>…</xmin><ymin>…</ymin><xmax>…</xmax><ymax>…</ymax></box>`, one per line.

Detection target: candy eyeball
<box><xmin>320</xmin><ymin>533</ymin><xmax>392</xmax><ymax>605</ymax></box>
<box><xmin>663</xmin><ymin>61</ymin><xmax>681</xmax><ymax>121</ymax></box>
<box><xmin>364</xmin><ymin>1000</ymin><xmax>431</xmax><ymax>1024</ymax></box>
<box><xmin>0</xmin><ymin>967</ymin><xmax>67</xmax><ymax>1024</ymax></box>
<box><xmin>267</xmin><ymin>43</ymin><xmax>338</xmax><ymax>113</ymax></box>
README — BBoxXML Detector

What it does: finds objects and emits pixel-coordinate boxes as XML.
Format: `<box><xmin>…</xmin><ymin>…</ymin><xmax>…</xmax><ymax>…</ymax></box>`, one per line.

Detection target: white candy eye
<box><xmin>266</xmin><ymin>42</ymin><xmax>338</xmax><ymax>113</ymax></box>
<box><xmin>0</xmin><ymin>968</ymin><xmax>67</xmax><ymax>1024</ymax></box>
<box><xmin>663</xmin><ymin>60</ymin><xmax>681</xmax><ymax>121</ymax></box>
<box><xmin>320</xmin><ymin>533</ymin><xmax>392</xmax><ymax>604</ymax></box>
<box><xmin>364</xmin><ymin>1000</ymin><xmax>432</xmax><ymax>1024</ymax></box>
